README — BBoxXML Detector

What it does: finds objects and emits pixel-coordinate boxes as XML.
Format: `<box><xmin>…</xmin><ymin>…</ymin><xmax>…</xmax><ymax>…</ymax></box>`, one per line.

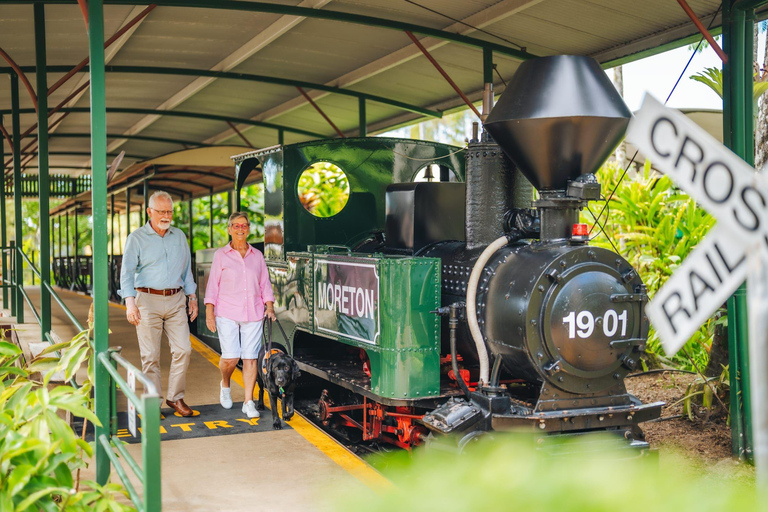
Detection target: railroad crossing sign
<box><xmin>625</xmin><ymin>93</ymin><xmax>768</xmax><ymax>355</ymax></box>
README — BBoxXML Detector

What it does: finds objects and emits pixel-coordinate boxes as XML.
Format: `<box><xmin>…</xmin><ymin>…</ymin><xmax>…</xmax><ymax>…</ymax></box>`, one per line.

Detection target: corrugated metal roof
<box><xmin>0</xmin><ymin>0</ymin><xmax>760</xmax><ymax>182</ymax></box>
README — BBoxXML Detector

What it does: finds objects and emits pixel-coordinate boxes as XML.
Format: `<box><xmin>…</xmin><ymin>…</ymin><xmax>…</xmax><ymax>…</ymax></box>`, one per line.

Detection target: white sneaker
<box><xmin>219</xmin><ymin>382</ymin><xmax>233</xmax><ymax>409</ymax></box>
<box><xmin>242</xmin><ymin>400</ymin><xmax>260</xmax><ymax>419</ymax></box>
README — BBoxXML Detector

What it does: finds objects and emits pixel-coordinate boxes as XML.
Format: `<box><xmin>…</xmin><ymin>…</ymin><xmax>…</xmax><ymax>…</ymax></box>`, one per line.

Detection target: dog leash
<box><xmin>265</xmin><ymin>316</ymin><xmax>292</xmax><ymax>397</ymax></box>
<box><xmin>265</xmin><ymin>316</ymin><xmax>291</xmax><ymax>356</ymax></box>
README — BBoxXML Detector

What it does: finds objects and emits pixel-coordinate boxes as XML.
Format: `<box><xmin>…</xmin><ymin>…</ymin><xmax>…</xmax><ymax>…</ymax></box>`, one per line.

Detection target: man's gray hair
<box><xmin>148</xmin><ymin>191</ymin><xmax>173</xmax><ymax>209</ymax></box>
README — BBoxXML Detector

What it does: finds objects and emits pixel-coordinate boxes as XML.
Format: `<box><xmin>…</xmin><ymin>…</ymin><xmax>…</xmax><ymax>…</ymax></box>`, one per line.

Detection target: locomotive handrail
<box><xmin>320</xmin><ymin>245</ymin><xmax>352</xmax><ymax>255</ymax></box>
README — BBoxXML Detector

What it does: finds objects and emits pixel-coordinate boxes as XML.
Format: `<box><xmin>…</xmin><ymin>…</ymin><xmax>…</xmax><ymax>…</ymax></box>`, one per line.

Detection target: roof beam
<box><xmin>47</xmin><ymin>6</ymin><xmax>153</xmax><ymax>149</ymax></box>
<box><xmin>206</xmin><ymin>0</ymin><xmax>543</xmax><ymax>144</ymax></box>
<box><xmin>11</xmin><ymin>65</ymin><xmax>441</xmax><ymax>118</ymax></box>
<box><xmin>49</xmin><ymin>132</ymin><xmax>227</xmax><ymax>148</ymax></box>
<box><xmin>28</xmin><ymin>0</ymin><xmax>534</xmax><ymax>59</ymax></box>
<box><xmin>105</xmin><ymin>0</ymin><xmax>332</xmax><ymax>154</ymax></box>
<box><xmin>3</xmin><ymin>107</ymin><xmax>326</xmax><ymax>138</ymax></box>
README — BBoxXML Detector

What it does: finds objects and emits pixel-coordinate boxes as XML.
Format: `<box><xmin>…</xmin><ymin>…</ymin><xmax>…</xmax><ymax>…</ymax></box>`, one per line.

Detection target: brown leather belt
<box><xmin>136</xmin><ymin>287</ymin><xmax>182</xmax><ymax>296</ymax></box>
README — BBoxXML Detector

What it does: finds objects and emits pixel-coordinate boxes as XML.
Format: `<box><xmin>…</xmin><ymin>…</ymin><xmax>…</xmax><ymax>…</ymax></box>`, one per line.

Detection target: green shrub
<box><xmin>582</xmin><ymin>160</ymin><xmax>717</xmax><ymax>370</ymax></box>
<box><xmin>0</xmin><ymin>330</ymin><xmax>133</xmax><ymax>511</ymax></box>
<box><xmin>344</xmin><ymin>435</ymin><xmax>755</xmax><ymax>512</ymax></box>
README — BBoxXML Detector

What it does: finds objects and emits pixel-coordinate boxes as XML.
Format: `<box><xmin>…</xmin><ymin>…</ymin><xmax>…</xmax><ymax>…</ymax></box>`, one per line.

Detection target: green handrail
<box><xmin>14</xmin><ymin>245</ymin><xmax>85</xmax><ymax>332</ymax></box>
<box><xmin>97</xmin><ymin>350</ymin><xmax>162</xmax><ymax>512</ymax></box>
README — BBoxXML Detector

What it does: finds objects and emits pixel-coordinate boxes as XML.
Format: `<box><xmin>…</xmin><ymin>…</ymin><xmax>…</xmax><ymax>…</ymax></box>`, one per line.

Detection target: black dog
<box><xmin>256</xmin><ymin>347</ymin><xmax>300</xmax><ymax>430</ymax></box>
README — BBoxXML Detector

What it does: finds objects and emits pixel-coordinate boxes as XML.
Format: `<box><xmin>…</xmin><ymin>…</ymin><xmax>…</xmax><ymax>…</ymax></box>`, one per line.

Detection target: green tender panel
<box><xmin>278</xmin><ymin>251</ymin><xmax>441</xmax><ymax>399</ymax></box>
<box><xmin>374</xmin><ymin>256</ymin><xmax>441</xmax><ymax>399</ymax></box>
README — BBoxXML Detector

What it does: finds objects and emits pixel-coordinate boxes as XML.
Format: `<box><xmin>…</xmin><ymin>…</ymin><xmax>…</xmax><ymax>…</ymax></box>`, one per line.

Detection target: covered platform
<box><xmin>4</xmin><ymin>287</ymin><xmax>385</xmax><ymax>511</ymax></box>
<box><xmin>0</xmin><ymin>2</ymin><xmax>766</xmax><ymax>510</ymax></box>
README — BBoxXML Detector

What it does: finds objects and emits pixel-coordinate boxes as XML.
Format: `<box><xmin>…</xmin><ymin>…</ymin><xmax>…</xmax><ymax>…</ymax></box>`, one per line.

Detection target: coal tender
<box><xmin>419</xmin><ymin>55</ymin><xmax>662</xmax><ymax>443</ymax></box>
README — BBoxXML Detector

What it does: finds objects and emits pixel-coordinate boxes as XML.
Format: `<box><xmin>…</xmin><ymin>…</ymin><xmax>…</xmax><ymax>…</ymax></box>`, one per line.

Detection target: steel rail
<box><xmin>0</xmin><ymin>107</ymin><xmax>326</xmax><ymax>139</ymax></box>
<box><xmin>97</xmin><ymin>435</ymin><xmax>142</xmax><ymax>506</ymax></box>
<box><xmin>18</xmin><ymin>0</ymin><xmax>535</xmax><ymax>61</ymax></box>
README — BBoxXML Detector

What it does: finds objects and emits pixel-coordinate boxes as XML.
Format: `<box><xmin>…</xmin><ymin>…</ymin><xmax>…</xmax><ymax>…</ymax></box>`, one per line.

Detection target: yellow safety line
<box><xmin>188</xmin><ymin>335</ymin><xmax>391</xmax><ymax>491</ymax></box>
<box><xmin>56</xmin><ymin>289</ymin><xmax>390</xmax><ymax>489</ymax></box>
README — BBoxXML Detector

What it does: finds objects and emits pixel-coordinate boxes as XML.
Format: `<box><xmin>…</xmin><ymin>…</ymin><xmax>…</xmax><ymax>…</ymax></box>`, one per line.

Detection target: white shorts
<box><xmin>215</xmin><ymin>317</ymin><xmax>264</xmax><ymax>360</ymax></box>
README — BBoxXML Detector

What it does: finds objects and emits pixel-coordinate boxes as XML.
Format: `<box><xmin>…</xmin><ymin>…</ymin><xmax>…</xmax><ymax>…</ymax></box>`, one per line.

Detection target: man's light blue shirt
<box><xmin>119</xmin><ymin>222</ymin><xmax>197</xmax><ymax>298</ymax></box>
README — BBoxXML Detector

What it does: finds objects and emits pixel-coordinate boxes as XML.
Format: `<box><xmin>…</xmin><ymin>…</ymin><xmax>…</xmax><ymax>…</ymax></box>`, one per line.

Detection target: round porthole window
<box><xmin>297</xmin><ymin>161</ymin><xmax>350</xmax><ymax>217</ymax></box>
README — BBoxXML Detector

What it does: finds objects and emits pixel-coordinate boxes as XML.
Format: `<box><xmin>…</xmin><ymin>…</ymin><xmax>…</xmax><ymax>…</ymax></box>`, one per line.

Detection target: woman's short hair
<box><xmin>228</xmin><ymin>211</ymin><xmax>250</xmax><ymax>227</ymax></box>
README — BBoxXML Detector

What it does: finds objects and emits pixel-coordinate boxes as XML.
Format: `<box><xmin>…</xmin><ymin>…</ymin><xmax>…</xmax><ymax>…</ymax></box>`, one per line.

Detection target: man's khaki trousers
<box><xmin>135</xmin><ymin>291</ymin><xmax>191</xmax><ymax>401</ymax></box>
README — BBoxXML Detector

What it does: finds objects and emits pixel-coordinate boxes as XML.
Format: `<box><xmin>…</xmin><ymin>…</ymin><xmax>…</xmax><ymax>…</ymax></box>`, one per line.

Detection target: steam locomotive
<box><xmin>195</xmin><ymin>55</ymin><xmax>663</xmax><ymax>449</ymax></box>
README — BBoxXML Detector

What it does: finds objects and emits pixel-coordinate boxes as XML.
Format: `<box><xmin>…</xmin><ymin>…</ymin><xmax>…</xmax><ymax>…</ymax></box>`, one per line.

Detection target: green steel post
<box><xmin>188</xmin><ymin>199</ymin><xmax>193</xmax><ymax>252</ymax></box>
<box><xmin>11</xmin><ymin>73</ymin><xmax>23</xmax><ymax>324</ymax></box>
<box><xmin>34</xmin><ymin>3</ymin><xmax>51</xmax><ymax>339</ymax></box>
<box><xmin>359</xmin><ymin>98</ymin><xmax>366</xmax><ymax>137</ymax></box>
<box><xmin>126</xmin><ymin>187</ymin><xmax>131</xmax><ymax>233</ymax></box>
<box><xmin>74</xmin><ymin>210</ymin><xmax>78</xmax><ymax>265</ymax></box>
<box><xmin>142</xmin><ymin>395</ymin><xmax>162</xmax><ymax>511</ymax></box>
<box><xmin>483</xmin><ymin>47</ymin><xmax>493</xmax><ymax>84</ymax></box>
<box><xmin>227</xmin><ymin>190</ymin><xmax>232</xmax><ymax>216</ymax></box>
<box><xmin>143</xmin><ymin>182</ymin><xmax>149</xmax><ymax>224</ymax></box>
<box><xmin>65</xmin><ymin>211</ymin><xmax>70</xmax><ymax>258</ymax></box>
<box><xmin>235</xmin><ymin>188</ymin><xmax>241</xmax><ymax>212</ymax></box>
<box><xmin>278</xmin><ymin>129</ymin><xmax>284</xmax><ymax>146</ymax></box>
<box><xmin>723</xmin><ymin>0</ymin><xmax>752</xmax><ymax>460</ymax></box>
<box><xmin>9</xmin><ymin>240</ymin><xmax>15</xmax><ymax>317</ymax></box>
<box><xmin>88</xmin><ymin>0</ymin><xmax>111</xmax><ymax>485</ymax></box>
<box><xmin>0</xmin><ymin>116</ymin><xmax>7</xmax><ymax>307</ymax></box>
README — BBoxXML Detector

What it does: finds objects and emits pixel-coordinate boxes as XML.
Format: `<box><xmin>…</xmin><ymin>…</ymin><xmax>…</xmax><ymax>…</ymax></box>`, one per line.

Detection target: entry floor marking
<box><xmin>74</xmin><ymin>403</ymin><xmax>291</xmax><ymax>443</ymax></box>
<box><xmin>58</xmin><ymin>291</ymin><xmax>390</xmax><ymax>490</ymax></box>
<box><xmin>189</xmin><ymin>335</ymin><xmax>392</xmax><ymax>490</ymax></box>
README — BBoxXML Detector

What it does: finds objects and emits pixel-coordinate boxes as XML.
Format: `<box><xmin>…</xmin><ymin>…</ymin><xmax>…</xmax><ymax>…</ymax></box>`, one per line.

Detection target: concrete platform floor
<box><xmin>6</xmin><ymin>287</ymin><xmax>387</xmax><ymax>511</ymax></box>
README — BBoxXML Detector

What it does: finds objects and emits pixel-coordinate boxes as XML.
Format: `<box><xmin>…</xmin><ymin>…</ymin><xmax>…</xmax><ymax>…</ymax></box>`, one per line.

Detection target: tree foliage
<box><xmin>582</xmin><ymin>161</ymin><xmax>717</xmax><ymax>370</ymax></box>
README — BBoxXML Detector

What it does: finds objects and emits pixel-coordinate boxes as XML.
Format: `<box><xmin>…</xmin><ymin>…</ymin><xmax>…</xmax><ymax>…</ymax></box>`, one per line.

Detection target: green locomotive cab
<box><xmin>231</xmin><ymin>138</ymin><xmax>465</xmax><ymax>416</ymax></box>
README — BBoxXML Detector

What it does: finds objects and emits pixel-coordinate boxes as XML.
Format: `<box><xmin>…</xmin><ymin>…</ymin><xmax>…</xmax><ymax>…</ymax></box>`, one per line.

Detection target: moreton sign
<box><xmin>314</xmin><ymin>259</ymin><xmax>380</xmax><ymax>344</ymax></box>
<box><xmin>626</xmin><ymin>94</ymin><xmax>768</xmax><ymax>355</ymax></box>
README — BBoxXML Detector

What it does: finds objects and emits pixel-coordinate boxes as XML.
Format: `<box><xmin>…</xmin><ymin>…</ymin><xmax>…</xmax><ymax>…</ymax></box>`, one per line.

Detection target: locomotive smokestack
<box><xmin>484</xmin><ymin>55</ymin><xmax>631</xmax><ymax>192</ymax></box>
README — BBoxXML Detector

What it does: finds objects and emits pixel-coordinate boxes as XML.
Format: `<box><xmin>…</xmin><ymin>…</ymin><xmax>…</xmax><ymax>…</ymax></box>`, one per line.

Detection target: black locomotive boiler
<box><xmin>214</xmin><ymin>54</ymin><xmax>663</xmax><ymax>450</ymax></box>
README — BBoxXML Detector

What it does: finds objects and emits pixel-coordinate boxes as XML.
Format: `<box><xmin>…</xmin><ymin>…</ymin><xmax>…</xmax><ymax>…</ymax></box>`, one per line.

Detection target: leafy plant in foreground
<box><xmin>0</xmin><ymin>328</ymin><xmax>133</xmax><ymax>511</ymax></box>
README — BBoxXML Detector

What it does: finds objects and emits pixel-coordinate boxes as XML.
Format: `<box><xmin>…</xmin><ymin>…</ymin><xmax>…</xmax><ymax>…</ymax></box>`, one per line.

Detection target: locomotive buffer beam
<box><xmin>491</xmin><ymin>401</ymin><xmax>664</xmax><ymax>434</ymax></box>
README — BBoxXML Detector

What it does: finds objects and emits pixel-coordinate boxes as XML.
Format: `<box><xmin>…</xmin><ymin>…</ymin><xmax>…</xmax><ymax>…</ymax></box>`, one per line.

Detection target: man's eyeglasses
<box><xmin>151</xmin><ymin>208</ymin><xmax>174</xmax><ymax>216</ymax></box>
<box><xmin>230</xmin><ymin>223</ymin><xmax>250</xmax><ymax>230</ymax></box>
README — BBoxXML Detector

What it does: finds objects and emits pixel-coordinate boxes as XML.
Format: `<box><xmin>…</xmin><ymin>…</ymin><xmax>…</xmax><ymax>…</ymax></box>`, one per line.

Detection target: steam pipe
<box><xmin>466</xmin><ymin>235</ymin><xmax>508</xmax><ymax>386</ymax></box>
<box><xmin>449</xmin><ymin>302</ymin><xmax>471</xmax><ymax>400</ymax></box>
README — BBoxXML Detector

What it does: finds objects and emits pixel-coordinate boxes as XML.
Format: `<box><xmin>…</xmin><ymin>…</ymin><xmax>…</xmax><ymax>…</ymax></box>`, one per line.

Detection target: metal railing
<box><xmin>4</xmin><ymin>244</ymin><xmax>162</xmax><ymax>512</ymax></box>
<box><xmin>98</xmin><ymin>349</ymin><xmax>161</xmax><ymax>512</ymax></box>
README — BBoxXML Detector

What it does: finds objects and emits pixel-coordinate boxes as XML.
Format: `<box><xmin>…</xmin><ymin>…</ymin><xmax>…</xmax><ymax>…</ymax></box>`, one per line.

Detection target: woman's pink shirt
<box><xmin>204</xmin><ymin>243</ymin><xmax>275</xmax><ymax>322</ymax></box>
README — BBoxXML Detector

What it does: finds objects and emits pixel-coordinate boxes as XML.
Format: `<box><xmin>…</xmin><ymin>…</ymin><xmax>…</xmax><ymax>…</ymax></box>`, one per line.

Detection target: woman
<box><xmin>204</xmin><ymin>212</ymin><xmax>276</xmax><ymax>418</ymax></box>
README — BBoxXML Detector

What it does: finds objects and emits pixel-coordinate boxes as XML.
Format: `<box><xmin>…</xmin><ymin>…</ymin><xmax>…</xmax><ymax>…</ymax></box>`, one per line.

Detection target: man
<box><xmin>120</xmin><ymin>191</ymin><xmax>198</xmax><ymax>417</ymax></box>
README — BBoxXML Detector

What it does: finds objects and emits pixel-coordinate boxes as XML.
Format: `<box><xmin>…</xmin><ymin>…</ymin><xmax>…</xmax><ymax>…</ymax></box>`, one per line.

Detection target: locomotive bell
<box><xmin>484</xmin><ymin>55</ymin><xmax>631</xmax><ymax>191</ymax></box>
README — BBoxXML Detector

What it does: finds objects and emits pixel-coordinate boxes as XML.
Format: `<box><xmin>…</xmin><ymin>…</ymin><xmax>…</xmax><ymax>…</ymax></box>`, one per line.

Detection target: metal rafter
<box><xmin>47</xmin><ymin>5</ymin><xmax>156</xmax><ymax>168</ymax></box>
<box><xmin>207</xmin><ymin>0</ymin><xmax>543</xmax><ymax>144</ymax></box>
<box><xmin>2</xmin><ymin>107</ymin><xmax>326</xmax><ymax>138</ymax></box>
<box><xmin>104</xmin><ymin>0</ymin><xmax>332</xmax><ymax>154</ymax></box>
<box><xmin>8</xmin><ymin>65</ymin><xmax>442</xmax><ymax>118</ymax></box>
<box><xmin>25</xmin><ymin>0</ymin><xmax>534</xmax><ymax>59</ymax></box>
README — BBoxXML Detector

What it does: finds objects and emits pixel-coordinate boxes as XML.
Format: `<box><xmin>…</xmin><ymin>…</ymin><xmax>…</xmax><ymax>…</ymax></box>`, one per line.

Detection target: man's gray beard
<box><xmin>158</xmin><ymin>221</ymin><xmax>171</xmax><ymax>229</ymax></box>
